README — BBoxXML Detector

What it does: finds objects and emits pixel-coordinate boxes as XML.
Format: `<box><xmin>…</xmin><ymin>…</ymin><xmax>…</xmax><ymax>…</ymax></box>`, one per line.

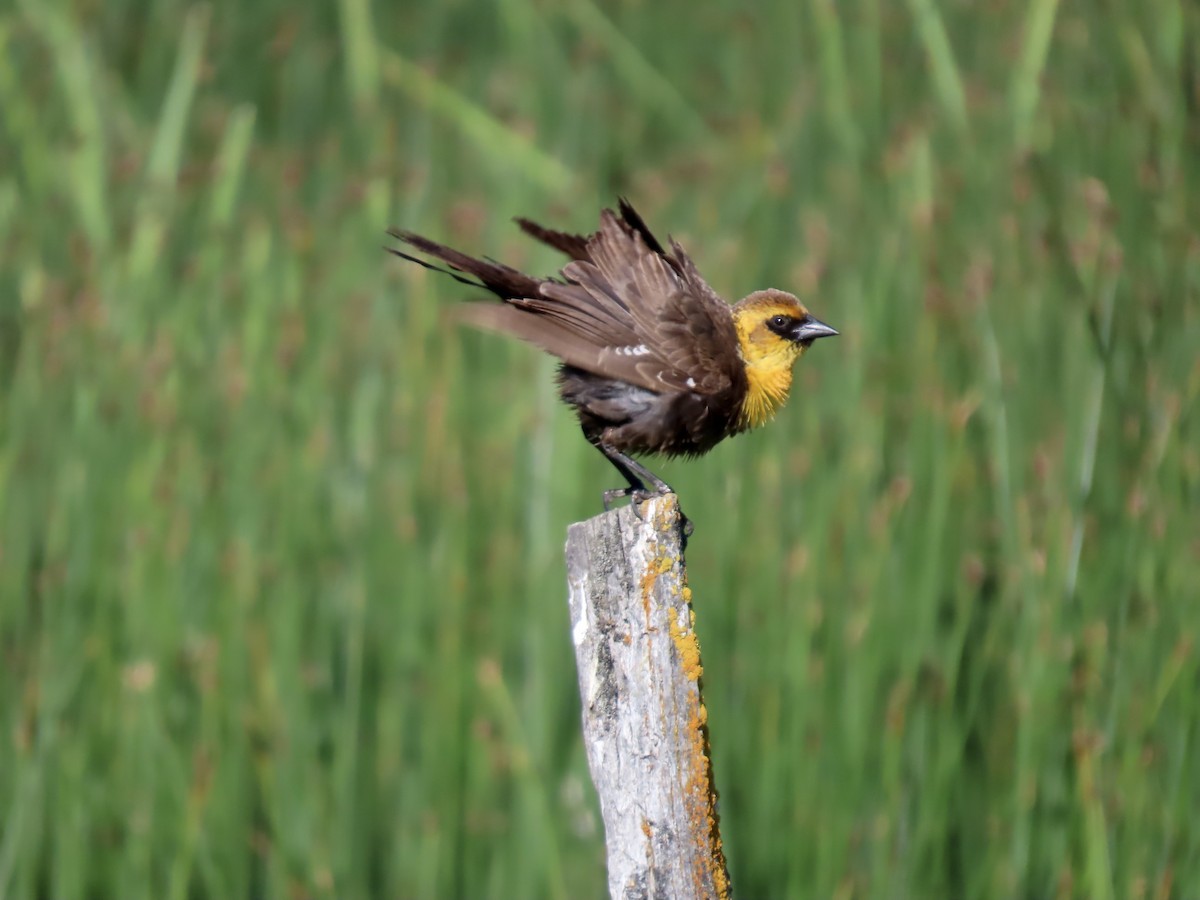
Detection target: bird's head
<box><xmin>731</xmin><ymin>289</ymin><xmax>838</xmax><ymax>428</ymax></box>
<box><xmin>732</xmin><ymin>290</ymin><xmax>838</xmax><ymax>362</ymax></box>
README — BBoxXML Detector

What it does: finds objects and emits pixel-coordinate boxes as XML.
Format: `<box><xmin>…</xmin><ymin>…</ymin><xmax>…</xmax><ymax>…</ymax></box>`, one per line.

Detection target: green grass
<box><xmin>1</xmin><ymin>1</ymin><xmax>1198</xmax><ymax>897</ymax></box>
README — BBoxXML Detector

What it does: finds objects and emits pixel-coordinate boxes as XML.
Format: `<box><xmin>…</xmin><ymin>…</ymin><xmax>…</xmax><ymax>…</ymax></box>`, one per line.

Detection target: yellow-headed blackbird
<box><xmin>389</xmin><ymin>199</ymin><xmax>837</xmax><ymax>505</ymax></box>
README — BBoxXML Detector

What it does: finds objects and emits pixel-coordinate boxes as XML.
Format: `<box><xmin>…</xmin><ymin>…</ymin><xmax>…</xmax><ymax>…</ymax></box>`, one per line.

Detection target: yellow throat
<box><xmin>733</xmin><ymin>304</ymin><xmax>806</xmax><ymax>430</ymax></box>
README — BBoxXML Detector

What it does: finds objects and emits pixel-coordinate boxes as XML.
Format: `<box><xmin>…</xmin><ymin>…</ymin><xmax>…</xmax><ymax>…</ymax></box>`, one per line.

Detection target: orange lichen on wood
<box><xmin>638</xmin><ymin>501</ymin><xmax>683</xmax><ymax>622</ymax></box>
<box><xmin>673</xmin><ymin>568</ymin><xmax>729</xmax><ymax>898</ymax></box>
<box><xmin>639</xmin><ymin>553</ymin><xmax>673</xmax><ymax>621</ymax></box>
<box><xmin>681</xmin><ymin>697</ymin><xmax>728</xmax><ymax>900</ymax></box>
<box><xmin>668</xmin><ymin>608</ymin><xmax>704</xmax><ymax>682</ymax></box>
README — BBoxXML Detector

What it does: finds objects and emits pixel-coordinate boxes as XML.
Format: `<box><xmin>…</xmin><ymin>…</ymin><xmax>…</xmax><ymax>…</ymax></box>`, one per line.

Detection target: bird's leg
<box><xmin>596</xmin><ymin>442</ymin><xmax>669</xmax><ymax>505</ymax></box>
<box><xmin>595</xmin><ymin>442</ymin><xmax>693</xmax><ymax>538</ymax></box>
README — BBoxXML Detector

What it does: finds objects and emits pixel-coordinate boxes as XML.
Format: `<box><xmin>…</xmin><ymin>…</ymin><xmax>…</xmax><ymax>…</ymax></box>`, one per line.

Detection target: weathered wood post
<box><xmin>565</xmin><ymin>493</ymin><xmax>731</xmax><ymax>899</ymax></box>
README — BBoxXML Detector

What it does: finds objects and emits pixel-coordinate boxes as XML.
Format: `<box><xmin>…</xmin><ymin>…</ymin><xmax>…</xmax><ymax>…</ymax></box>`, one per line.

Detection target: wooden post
<box><xmin>565</xmin><ymin>494</ymin><xmax>731</xmax><ymax>900</ymax></box>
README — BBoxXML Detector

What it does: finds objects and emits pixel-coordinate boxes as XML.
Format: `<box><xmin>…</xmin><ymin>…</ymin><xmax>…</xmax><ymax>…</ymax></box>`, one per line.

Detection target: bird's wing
<box><xmin>389</xmin><ymin>202</ymin><xmax>743</xmax><ymax>396</ymax></box>
<box><xmin>513</xmin><ymin>217</ymin><xmax>592</xmax><ymax>261</ymax></box>
<box><xmin>389</xmin><ymin>227</ymin><xmax>659</xmax><ymax>390</ymax></box>
<box><xmin>386</xmin><ymin>231</ymin><xmax>543</xmax><ymax>300</ymax></box>
<box><xmin>559</xmin><ymin>202</ymin><xmax>744</xmax><ymax>395</ymax></box>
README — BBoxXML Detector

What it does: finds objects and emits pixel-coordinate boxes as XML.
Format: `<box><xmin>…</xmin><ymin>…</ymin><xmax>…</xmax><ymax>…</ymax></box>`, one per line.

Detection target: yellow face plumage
<box><xmin>731</xmin><ymin>290</ymin><xmax>834</xmax><ymax>429</ymax></box>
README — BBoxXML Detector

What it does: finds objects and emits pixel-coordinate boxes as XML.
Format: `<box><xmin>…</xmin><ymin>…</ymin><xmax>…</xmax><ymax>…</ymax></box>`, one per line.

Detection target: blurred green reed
<box><xmin>0</xmin><ymin>1</ymin><xmax>1197</xmax><ymax>898</ymax></box>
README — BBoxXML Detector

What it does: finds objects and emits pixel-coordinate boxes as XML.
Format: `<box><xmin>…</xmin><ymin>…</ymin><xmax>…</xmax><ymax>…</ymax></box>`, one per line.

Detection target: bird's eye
<box><xmin>770</xmin><ymin>315</ymin><xmax>789</xmax><ymax>328</ymax></box>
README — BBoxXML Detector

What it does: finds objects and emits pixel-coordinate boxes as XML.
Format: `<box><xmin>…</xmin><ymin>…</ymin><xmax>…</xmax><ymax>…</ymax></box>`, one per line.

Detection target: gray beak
<box><xmin>794</xmin><ymin>316</ymin><xmax>839</xmax><ymax>343</ymax></box>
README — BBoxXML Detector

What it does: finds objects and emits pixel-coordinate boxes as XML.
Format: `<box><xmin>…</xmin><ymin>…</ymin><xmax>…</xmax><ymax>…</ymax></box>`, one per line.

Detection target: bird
<box><xmin>388</xmin><ymin>199</ymin><xmax>837</xmax><ymax>510</ymax></box>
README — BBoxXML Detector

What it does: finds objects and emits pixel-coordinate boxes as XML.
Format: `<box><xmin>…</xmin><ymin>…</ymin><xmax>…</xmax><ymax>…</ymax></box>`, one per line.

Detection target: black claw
<box><xmin>680</xmin><ymin>514</ymin><xmax>695</xmax><ymax>538</ymax></box>
<box><xmin>630</xmin><ymin>489</ymin><xmax>658</xmax><ymax>521</ymax></box>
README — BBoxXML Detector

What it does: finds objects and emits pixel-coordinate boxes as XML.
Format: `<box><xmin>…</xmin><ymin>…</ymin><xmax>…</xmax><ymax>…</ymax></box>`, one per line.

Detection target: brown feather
<box><xmin>514</xmin><ymin>218</ymin><xmax>591</xmax><ymax>261</ymax></box>
<box><xmin>386</xmin><ymin>229</ymin><xmax>541</xmax><ymax>300</ymax></box>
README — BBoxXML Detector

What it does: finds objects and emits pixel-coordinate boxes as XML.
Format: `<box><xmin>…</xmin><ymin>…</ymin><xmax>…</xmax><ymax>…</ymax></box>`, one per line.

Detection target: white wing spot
<box><xmin>614</xmin><ymin>344</ymin><xmax>649</xmax><ymax>357</ymax></box>
<box><xmin>686</xmin><ymin>377</ymin><xmax>696</xmax><ymax>389</ymax></box>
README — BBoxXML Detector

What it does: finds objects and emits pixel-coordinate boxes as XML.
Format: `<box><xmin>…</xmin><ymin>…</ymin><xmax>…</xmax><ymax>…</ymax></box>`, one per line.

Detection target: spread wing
<box><xmin>389</xmin><ymin>200</ymin><xmax>744</xmax><ymax>396</ymax></box>
<box><xmin>559</xmin><ymin>202</ymin><xmax>743</xmax><ymax>394</ymax></box>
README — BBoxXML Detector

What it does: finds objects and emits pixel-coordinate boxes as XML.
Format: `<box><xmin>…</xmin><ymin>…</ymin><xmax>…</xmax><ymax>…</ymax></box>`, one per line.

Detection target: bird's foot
<box><xmin>602</xmin><ymin>485</ymin><xmax>655</xmax><ymax>511</ymax></box>
<box><xmin>602</xmin><ymin>486</ymin><xmax>632</xmax><ymax>512</ymax></box>
<box><xmin>602</xmin><ymin>484</ymin><xmax>694</xmax><ymax>540</ymax></box>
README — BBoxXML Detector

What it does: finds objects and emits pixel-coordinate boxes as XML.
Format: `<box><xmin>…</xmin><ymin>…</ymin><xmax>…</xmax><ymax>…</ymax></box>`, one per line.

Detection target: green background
<box><xmin>2</xmin><ymin>0</ymin><xmax>1198</xmax><ymax>897</ymax></box>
